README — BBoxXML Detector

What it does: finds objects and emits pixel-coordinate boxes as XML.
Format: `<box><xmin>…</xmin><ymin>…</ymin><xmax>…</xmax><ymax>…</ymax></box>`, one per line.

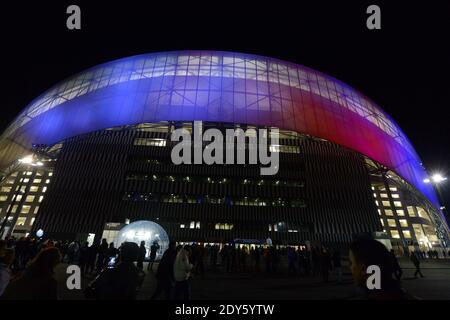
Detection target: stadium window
<box><xmin>399</xmin><ymin>219</ymin><xmax>408</xmax><ymax>227</ymax></box>
<box><xmin>215</xmin><ymin>223</ymin><xmax>234</xmax><ymax>230</ymax></box>
<box><xmin>407</xmin><ymin>206</ymin><xmax>417</xmax><ymax>217</ymax></box>
<box><xmin>387</xmin><ymin>219</ymin><xmax>396</xmax><ymax>227</ymax></box>
<box><xmin>416</xmin><ymin>207</ymin><xmax>430</xmax><ymax>220</ymax></box>
<box><xmin>1</xmin><ymin>187</ymin><xmax>12</xmax><ymax>193</ymax></box>
<box><xmin>21</xmin><ymin>205</ymin><xmax>31</xmax><ymax>214</ymax></box>
<box><xmin>134</xmin><ymin>138</ymin><xmax>167</xmax><ymax>147</ymax></box>
<box><xmin>393</xmin><ymin>201</ymin><xmax>402</xmax><ymax>208</ymax></box>
<box><xmin>390</xmin><ymin>230</ymin><xmax>400</xmax><ymax>239</ymax></box>
<box><xmin>189</xmin><ymin>221</ymin><xmax>200</xmax><ymax>229</ymax></box>
<box><xmin>16</xmin><ymin>217</ymin><xmax>26</xmax><ymax>226</ymax></box>
<box><xmin>402</xmin><ymin>230</ymin><xmax>411</xmax><ymax>239</ymax></box>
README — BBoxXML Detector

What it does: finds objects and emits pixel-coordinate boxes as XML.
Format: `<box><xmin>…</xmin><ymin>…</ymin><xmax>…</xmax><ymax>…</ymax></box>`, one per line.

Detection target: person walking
<box><xmin>173</xmin><ymin>245</ymin><xmax>193</xmax><ymax>300</ymax></box>
<box><xmin>410</xmin><ymin>252</ymin><xmax>424</xmax><ymax>278</ymax></box>
<box><xmin>252</xmin><ymin>247</ymin><xmax>261</xmax><ymax>272</ymax></box>
<box><xmin>78</xmin><ymin>242</ymin><xmax>89</xmax><ymax>276</ymax></box>
<box><xmin>332</xmin><ymin>249</ymin><xmax>342</xmax><ymax>283</ymax></box>
<box><xmin>151</xmin><ymin>242</ymin><xmax>176</xmax><ymax>300</ymax></box>
<box><xmin>86</xmin><ymin>242</ymin><xmax>98</xmax><ymax>274</ymax></box>
<box><xmin>96</xmin><ymin>239</ymin><xmax>108</xmax><ymax>274</ymax></box>
<box><xmin>137</xmin><ymin>241</ymin><xmax>147</xmax><ymax>270</ymax></box>
<box><xmin>390</xmin><ymin>249</ymin><xmax>403</xmax><ymax>280</ymax></box>
<box><xmin>147</xmin><ymin>241</ymin><xmax>160</xmax><ymax>272</ymax></box>
<box><xmin>320</xmin><ymin>247</ymin><xmax>332</xmax><ymax>283</ymax></box>
<box><xmin>287</xmin><ymin>247</ymin><xmax>297</xmax><ymax>274</ymax></box>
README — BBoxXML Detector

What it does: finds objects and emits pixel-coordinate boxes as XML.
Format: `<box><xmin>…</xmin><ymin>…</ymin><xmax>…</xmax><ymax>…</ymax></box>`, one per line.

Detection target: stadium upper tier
<box><xmin>0</xmin><ymin>51</ymin><xmax>440</xmax><ymax>209</ymax></box>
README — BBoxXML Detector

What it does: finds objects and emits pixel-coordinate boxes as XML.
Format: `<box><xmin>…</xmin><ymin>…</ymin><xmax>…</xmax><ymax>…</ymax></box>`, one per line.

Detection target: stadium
<box><xmin>0</xmin><ymin>51</ymin><xmax>448</xmax><ymax>254</ymax></box>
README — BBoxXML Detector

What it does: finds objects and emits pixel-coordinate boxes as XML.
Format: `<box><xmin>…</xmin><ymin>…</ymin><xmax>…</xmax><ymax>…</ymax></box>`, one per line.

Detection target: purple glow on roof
<box><xmin>0</xmin><ymin>50</ymin><xmax>441</xmax><ymax>210</ymax></box>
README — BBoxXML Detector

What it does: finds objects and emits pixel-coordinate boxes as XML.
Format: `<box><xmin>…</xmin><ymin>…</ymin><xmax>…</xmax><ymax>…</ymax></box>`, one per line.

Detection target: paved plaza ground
<box><xmin>55</xmin><ymin>257</ymin><xmax>450</xmax><ymax>300</ymax></box>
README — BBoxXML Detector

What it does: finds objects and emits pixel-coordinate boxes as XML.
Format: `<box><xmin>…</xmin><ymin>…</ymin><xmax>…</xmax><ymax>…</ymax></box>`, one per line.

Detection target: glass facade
<box><xmin>372</xmin><ymin>181</ymin><xmax>444</xmax><ymax>252</ymax></box>
<box><xmin>0</xmin><ymin>168</ymin><xmax>51</xmax><ymax>236</ymax></box>
<box><xmin>0</xmin><ymin>51</ymin><xmax>441</xmax><ymax>214</ymax></box>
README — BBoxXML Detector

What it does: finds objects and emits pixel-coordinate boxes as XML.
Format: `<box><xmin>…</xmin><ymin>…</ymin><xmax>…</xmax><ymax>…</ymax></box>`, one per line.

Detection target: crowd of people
<box><xmin>1</xmin><ymin>234</ymin><xmax>449</xmax><ymax>300</ymax></box>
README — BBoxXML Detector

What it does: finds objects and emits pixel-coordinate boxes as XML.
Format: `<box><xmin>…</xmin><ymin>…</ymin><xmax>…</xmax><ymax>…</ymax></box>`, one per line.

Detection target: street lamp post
<box><xmin>424</xmin><ymin>172</ymin><xmax>449</xmax><ymax>248</ymax></box>
<box><xmin>424</xmin><ymin>173</ymin><xmax>448</xmax><ymax>212</ymax></box>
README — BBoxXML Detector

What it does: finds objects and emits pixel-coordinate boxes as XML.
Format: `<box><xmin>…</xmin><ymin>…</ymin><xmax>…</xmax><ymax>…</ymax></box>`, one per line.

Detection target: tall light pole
<box><xmin>424</xmin><ymin>172</ymin><xmax>449</xmax><ymax>237</ymax></box>
<box><xmin>424</xmin><ymin>173</ymin><xmax>448</xmax><ymax>208</ymax></box>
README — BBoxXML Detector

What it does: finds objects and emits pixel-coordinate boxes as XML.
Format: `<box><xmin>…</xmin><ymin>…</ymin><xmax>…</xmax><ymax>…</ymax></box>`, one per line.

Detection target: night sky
<box><xmin>1</xmin><ymin>1</ymin><xmax>449</xmax><ymax>207</ymax></box>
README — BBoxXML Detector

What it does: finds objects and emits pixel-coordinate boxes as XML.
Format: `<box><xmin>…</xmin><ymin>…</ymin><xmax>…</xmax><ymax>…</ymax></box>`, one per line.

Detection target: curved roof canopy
<box><xmin>0</xmin><ymin>50</ymin><xmax>440</xmax><ymax>209</ymax></box>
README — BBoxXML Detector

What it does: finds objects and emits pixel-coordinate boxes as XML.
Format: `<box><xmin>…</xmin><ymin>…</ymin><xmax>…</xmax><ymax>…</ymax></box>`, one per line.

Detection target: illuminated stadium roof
<box><xmin>0</xmin><ymin>50</ymin><xmax>440</xmax><ymax>209</ymax></box>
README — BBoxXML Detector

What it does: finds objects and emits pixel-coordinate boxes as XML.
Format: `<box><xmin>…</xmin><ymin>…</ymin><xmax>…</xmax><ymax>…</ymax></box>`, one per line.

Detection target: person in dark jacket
<box><xmin>151</xmin><ymin>242</ymin><xmax>176</xmax><ymax>300</ymax></box>
<box><xmin>410</xmin><ymin>251</ymin><xmax>424</xmax><ymax>278</ymax></box>
<box><xmin>86</xmin><ymin>242</ymin><xmax>98</xmax><ymax>274</ymax></box>
<box><xmin>2</xmin><ymin>247</ymin><xmax>61</xmax><ymax>300</ymax></box>
<box><xmin>85</xmin><ymin>242</ymin><xmax>140</xmax><ymax>300</ymax></box>
<box><xmin>78</xmin><ymin>242</ymin><xmax>89</xmax><ymax>275</ymax></box>
<box><xmin>96</xmin><ymin>239</ymin><xmax>109</xmax><ymax>274</ymax></box>
<box><xmin>332</xmin><ymin>250</ymin><xmax>342</xmax><ymax>283</ymax></box>
<box><xmin>349</xmin><ymin>238</ymin><xmax>416</xmax><ymax>300</ymax></box>
<box><xmin>319</xmin><ymin>247</ymin><xmax>332</xmax><ymax>283</ymax></box>
<box><xmin>137</xmin><ymin>241</ymin><xmax>147</xmax><ymax>270</ymax></box>
<box><xmin>147</xmin><ymin>241</ymin><xmax>160</xmax><ymax>272</ymax></box>
<box><xmin>390</xmin><ymin>249</ymin><xmax>403</xmax><ymax>280</ymax></box>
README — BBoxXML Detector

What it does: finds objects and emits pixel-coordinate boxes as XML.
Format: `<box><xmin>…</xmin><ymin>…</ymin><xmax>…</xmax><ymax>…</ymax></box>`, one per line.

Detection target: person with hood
<box><xmin>349</xmin><ymin>238</ymin><xmax>416</xmax><ymax>300</ymax></box>
<box><xmin>173</xmin><ymin>245</ymin><xmax>193</xmax><ymax>300</ymax></box>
